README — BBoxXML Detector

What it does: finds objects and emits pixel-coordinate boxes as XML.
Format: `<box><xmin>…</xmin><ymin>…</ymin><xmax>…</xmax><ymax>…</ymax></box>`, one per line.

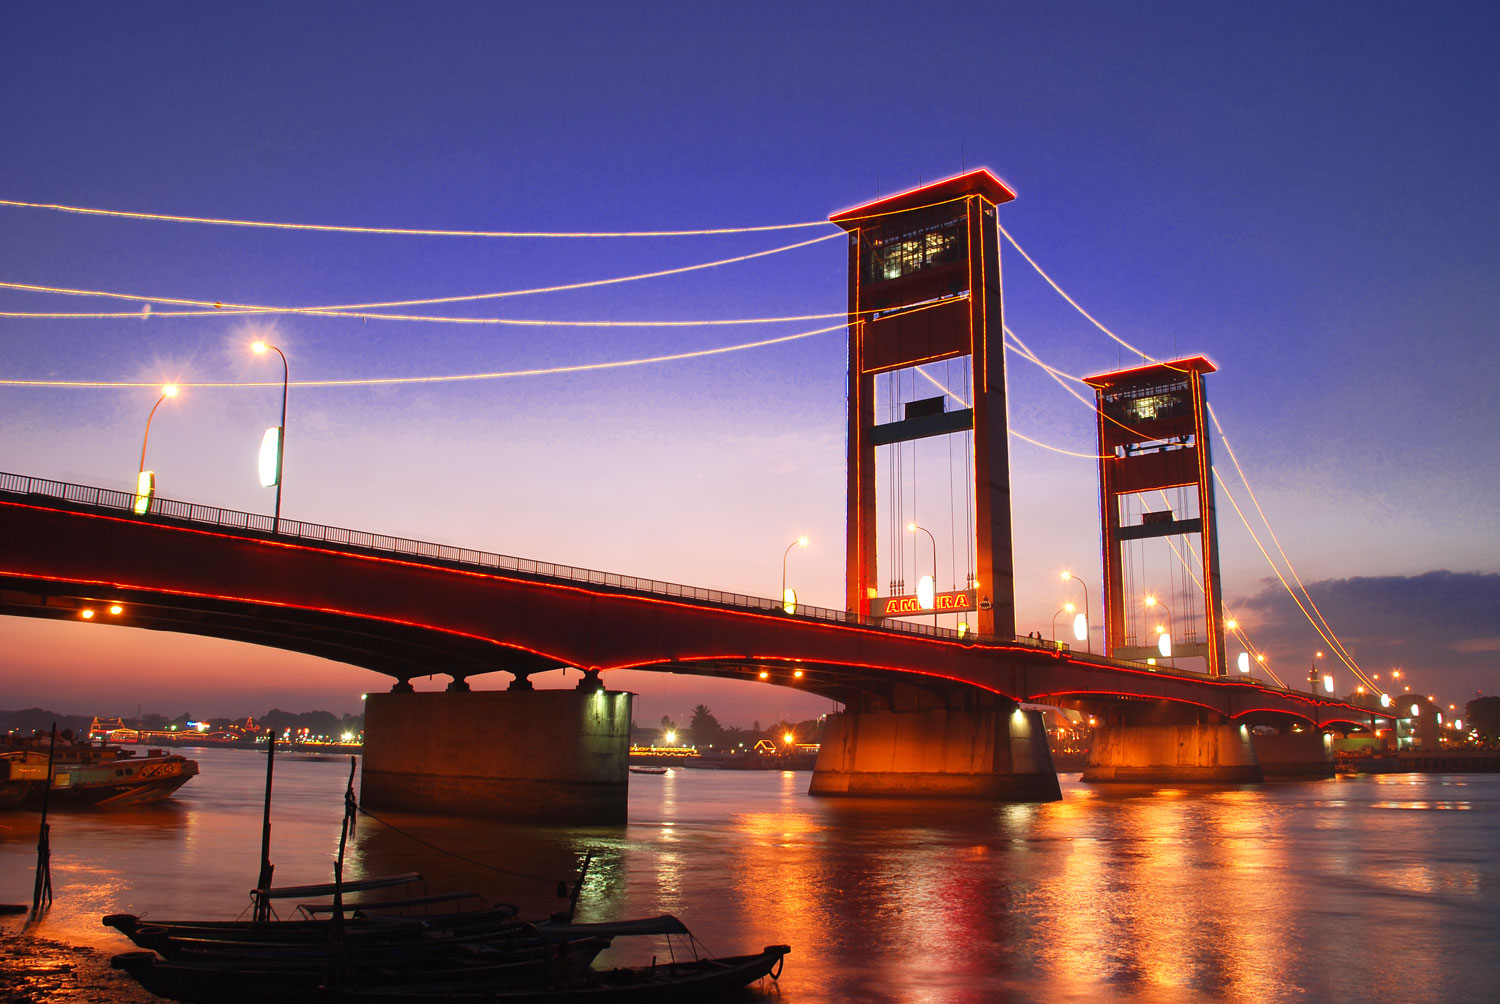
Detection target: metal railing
<box><xmin>0</xmin><ymin>470</ymin><xmax>1027</xmax><ymax>645</ymax></box>
<box><xmin>0</xmin><ymin>470</ymin><xmax>1363</xmax><ymax>704</ymax></box>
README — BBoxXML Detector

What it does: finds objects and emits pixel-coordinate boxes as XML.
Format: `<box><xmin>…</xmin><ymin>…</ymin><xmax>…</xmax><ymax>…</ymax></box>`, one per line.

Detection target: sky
<box><xmin>1</xmin><ymin>1</ymin><xmax>1496</xmax><ymax>727</ymax></box>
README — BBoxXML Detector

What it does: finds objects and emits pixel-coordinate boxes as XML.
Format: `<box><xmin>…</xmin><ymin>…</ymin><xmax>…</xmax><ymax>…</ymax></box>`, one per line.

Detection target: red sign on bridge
<box><xmin>874</xmin><ymin>589</ymin><xmax>976</xmax><ymax>619</ymax></box>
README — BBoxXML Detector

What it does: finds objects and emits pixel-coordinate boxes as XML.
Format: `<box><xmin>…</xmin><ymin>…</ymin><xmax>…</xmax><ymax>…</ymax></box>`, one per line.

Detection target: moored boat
<box><xmin>2</xmin><ymin>734</ymin><xmax>200</xmax><ymax>808</ymax></box>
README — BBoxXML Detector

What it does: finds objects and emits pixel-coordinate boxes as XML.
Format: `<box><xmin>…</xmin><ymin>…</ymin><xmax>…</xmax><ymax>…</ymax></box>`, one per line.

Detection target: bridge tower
<box><xmin>1083</xmin><ymin>358</ymin><xmax>1227</xmax><ymax>676</ymax></box>
<box><xmin>830</xmin><ymin>170</ymin><xmax>1016</xmax><ymax>636</ymax></box>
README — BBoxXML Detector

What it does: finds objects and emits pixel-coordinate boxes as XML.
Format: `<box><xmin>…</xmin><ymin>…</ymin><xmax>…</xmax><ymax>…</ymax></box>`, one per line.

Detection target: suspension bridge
<box><xmin>0</xmin><ymin>170</ymin><xmax>1406</xmax><ymax>822</ymax></box>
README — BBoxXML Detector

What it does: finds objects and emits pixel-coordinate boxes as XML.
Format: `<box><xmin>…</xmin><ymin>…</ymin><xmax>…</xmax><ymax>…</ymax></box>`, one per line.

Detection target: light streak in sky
<box><xmin>0</xmin><ymin>192</ymin><xmax>970</xmax><ymax>237</ymax></box>
<box><xmin>0</xmin><ymin>196</ymin><xmax>831</xmax><ymax>237</ymax></box>
<box><xmin>0</xmin><ymin>324</ymin><xmax>847</xmax><ymax>388</ymax></box>
<box><xmin>0</xmin><ymin>305</ymin><xmax>851</xmax><ymax>325</ymax></box>
<box><xmin>0</xmin><ymin>231</ymin><xmax>842</xmax><ymax>315</ymax></box>
<box><xmin>1207</xmin><ymin>401</ymin><xmax>1370</xmax><ymax>684</ymax></box>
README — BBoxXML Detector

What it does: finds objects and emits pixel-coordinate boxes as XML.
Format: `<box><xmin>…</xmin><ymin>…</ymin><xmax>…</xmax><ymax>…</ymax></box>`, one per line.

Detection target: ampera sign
<box><xmin>876</xmin><ymin>589</ymin><xmax>975</xmax><ymax>618</ymax></box>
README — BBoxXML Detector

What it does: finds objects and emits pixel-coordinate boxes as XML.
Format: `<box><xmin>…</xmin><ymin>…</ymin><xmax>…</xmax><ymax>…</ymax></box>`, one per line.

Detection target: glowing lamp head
<box><xmin>907</xmin><ymin>522</ymin><xmax>917</xmax><ymax>532</ymax></box>
<box><xmin>664</xmin><ymin>730</ymin><xmax>676</xmax><ymax>745</ymax></box>
<box><xmin>1060</xmin><ymin>571</ymin><xmax>1072</xmax><ymax>583</ymax></box>
<box><xmin>783</xmin><ymin>732</ymin><xmax>794</xmax><ymax>745</ymax></box>
<box><xmin>108</xmin><ymin>604</ymin><xmax>123</xmax><ymax>615</ymax></box>
<box><xmin>252</xmin><ymin>342</ymin><xmax>268</xmax><ymax>354</ymax></box>
<box><xmin>258</xmin><ymin>427</ymin><xmax>283</xmax><ymax>488</ymax></box>
<box><xmin>79</xmin><ymin>608</ymin><xmax>95</xmax><ymax>620</ymax></box>
<box><xmin>793</xmin><ymin>668</ymin><xmax>804</xmax><ymax>679</ymax></box>
<box><xmin>1064</xmin><ymin>601</ymin><xmax>1075</xmax><ymax>614</ymax></box>
<box><xmin>797</xmin><ymin>536</ymin><xmax>808</xmax><ymax>548</ymax></box>
<box><xmin>758</xmin><ymin>670</ymin><xmax>769</xmax><ymax>680</ymax></box>
<box><xmin>1226</xmin><ymin>619</ymin><xmax>1238</xmax><ymax>630</ymax></box>
<box><xmin>1144</xmin><ymin>595</ymin><xmax>1157</xmax><ymax>608</ymax></box>
<box><xmin>162</xmin><ymin>384</ymin><xmax>178</xmax><ymax>398</ymax></box>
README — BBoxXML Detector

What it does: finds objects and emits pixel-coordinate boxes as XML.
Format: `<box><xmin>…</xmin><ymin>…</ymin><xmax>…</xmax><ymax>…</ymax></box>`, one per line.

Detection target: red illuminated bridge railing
<box><xmin>2</xmin><ymin>470</ymin><xmax>1061</xmax><ymax>650</ymax></box>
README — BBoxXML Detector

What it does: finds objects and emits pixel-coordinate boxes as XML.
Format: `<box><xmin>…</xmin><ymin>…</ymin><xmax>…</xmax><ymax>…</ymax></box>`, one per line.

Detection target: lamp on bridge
<box><xmin>1308</xmin><ymin>650</ymin><xmax>1325</xmax><ymax>696</ymax></box>
<box><xmin>135</xmin><ymin>384</ymin><xmax>179</xmax><ymax>515</ymax></box>
<box><xmin>1060</xmin><ymin>572</ymin><xmax>1091</xmax><ymax>651</ymax></box>
<box><xmin>1144</xmin><ymin>595</ymin><xmax>1172</xmax><ymax>661</ymax></box>
<box><xmin>252</xmin><ymin>341</ymin><xmax>289</xmax><ymax>534</ymax></box>
<box><xmin>908</xmin><ymin>523</ymin><xmax>938</xmax><ymax>626</ymax></box>
<box><xmin>1051</xmin><ymin>602</ymin><xmax>1075</xmax><ymax>646</ymax></box>
<box><xmin>781</xmin><ymin>536</ymin><xmax>808</xmax><ymax>614</ymax></box>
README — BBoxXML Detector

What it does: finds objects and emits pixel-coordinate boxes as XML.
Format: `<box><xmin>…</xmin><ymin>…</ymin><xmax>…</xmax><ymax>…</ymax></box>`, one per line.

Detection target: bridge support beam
<box><xmin>808</xmin><ymin>706</ymin><xmax>1061</xmax><ymax>802</ymax></box>
<box><xmin>1250</xmin><ymin>728</ymin><xmax>1334</xmax><ymax>778</ymax></box>
<box><xmin>361</xmin><ymin>688</ymin><xmax>631</xmax><ymax>824</ymax></box>
<box><xmin>1083</xmin><ymin>722</ymin><xmax>1261</xmax><ymax>783</ymax></box>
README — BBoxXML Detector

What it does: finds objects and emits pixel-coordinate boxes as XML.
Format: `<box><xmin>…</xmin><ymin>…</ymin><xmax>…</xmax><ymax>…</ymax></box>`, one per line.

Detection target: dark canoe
<box><xmin>331</xmin><ymin>945</ymin><xmax>792</xmax><ymax>1003</ymax></box>
<box><xmin>110</xmin><ymin>937</ymin><xmax>611</xmax><ymax>1004</ymax></box>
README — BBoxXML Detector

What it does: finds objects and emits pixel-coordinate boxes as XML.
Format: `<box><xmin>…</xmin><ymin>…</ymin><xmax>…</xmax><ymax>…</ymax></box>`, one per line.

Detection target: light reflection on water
<box><xmin>2</xmin><ymin>749</ymin><xmax>1496</xmax><ymax>1003</ymax></box>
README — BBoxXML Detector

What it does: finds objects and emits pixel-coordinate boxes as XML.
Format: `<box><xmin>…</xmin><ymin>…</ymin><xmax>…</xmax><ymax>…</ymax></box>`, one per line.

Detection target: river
<box><xmin>2</xmin><ymin>747</ymin><xmax>1496</xmax><ymax>1002</ymax></box>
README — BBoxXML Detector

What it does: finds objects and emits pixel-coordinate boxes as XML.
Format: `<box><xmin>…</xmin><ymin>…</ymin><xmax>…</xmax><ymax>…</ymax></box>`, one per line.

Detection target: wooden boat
<box><xmin>626</xmin><ymin>765</ymin><xmax>667</xmax><ymax>775</ymax></box>
<box><xmin>110</xmin><ymin>915</ymin><xmax>788</xmax><ymax>1003</ymax></box>
<box><xmin>105</xmin><ymin>874</ymin><xmax>521</xmax><ymax>955</ymax></box>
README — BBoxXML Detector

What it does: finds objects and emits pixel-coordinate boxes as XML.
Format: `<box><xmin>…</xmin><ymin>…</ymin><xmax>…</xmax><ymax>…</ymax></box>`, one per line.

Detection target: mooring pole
<box><xmin>325</xmin><ymin>756</ymin><xmax>357</xmax><ymax>990</ymax></box>
<box><xmin>30</xmin><ymin>724</ymin><xmax>57</xmax><ymax>917</ymax></box>
<box><xmin>253</xmin><ymin>729</ymin><xmax>276</xmax><ymax>922</ymax></box>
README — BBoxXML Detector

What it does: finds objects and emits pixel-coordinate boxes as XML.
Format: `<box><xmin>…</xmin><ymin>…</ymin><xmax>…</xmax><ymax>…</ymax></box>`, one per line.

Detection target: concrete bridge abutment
<box><xmin>1083</xmin><ymin>718</ymin><xmax>1262</xmax><ymax>784</ymax></box>
<box><xmin>361</xmin><ymin>688</ymin><xmax>631</xmax><ymax>824</ymax></box>
<box><xmin>809</xmin><ymin>703</ymin><xmax>1061</xmax><ymax>802</ymax></box>
<box><xmin>1250</xmin><ymin>727</ymin><xmax>1335</xmax><ymax>778</ymax></box>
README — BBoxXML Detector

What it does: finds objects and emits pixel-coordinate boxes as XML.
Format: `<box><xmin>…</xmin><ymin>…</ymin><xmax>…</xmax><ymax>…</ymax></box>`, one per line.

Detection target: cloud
<box><xmin>1229</xmin><ymin>571</ymin><xmax>1500</xmax><ymax>699</ymax></box>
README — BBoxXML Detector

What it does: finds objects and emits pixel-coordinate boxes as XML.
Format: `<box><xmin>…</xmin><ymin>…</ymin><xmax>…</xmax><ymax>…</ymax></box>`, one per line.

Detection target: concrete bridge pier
<box><xmin>1250</xmin><ymin>727</ymin><xmax>1334</xmax><ymax>778</ymax></box>
<box><xmin>1083</xmin><ymin>707</ymin><xmax>1261</xmax><ymax>784</ymax></box>
<box><xmin>809</xmin><ymin>692</ymin><xmax>1061</xmax><ymax>802</ymax></box>
<box><xmin>361</xmin><ymin>688</ymin><xmax>632</xmax><ymax>824</ymax></box>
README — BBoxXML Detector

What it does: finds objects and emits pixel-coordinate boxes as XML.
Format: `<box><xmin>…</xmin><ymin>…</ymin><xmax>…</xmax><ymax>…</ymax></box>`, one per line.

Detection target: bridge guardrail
<box><xmin>1</xmin><ymin>471</ymin><xmax>1372</xmax><ymax>705</ymax></box>
<box><xmin>2</xmin><ymin>470</ymin><xmax>1030</xmax><ymax>646</ymax></box>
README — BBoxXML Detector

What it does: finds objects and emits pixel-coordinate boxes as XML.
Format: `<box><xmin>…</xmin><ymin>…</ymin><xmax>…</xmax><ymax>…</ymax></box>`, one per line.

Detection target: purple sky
<box><xmin>2</xmin><ymin>2</ymin><xmax>1496</xmax><ymax>727</ymax></box>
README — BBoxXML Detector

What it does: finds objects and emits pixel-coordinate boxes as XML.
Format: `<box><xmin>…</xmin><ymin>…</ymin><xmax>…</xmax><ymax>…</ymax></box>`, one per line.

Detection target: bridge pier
<box><xmin>1250</xmin><ymin>727</ymin><xmax>1334</xmax><ymax>778</ymax></box>
<box><xmin>361</xmin><ymin>688</ymin><xmax>631</xmax><ymax>824</ymax></box>
<box><xmin>809</xmin><ymin>702</ymin><xmax>1061</xmax><ymax>802</ymax></box>
<box><xmin>1084</xmin><ymin>718</ymin><xmax>1261</xmax><ymax>783</ymax></box>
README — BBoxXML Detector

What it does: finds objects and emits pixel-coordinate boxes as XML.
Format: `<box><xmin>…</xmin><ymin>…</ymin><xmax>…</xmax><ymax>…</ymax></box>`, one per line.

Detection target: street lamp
<box><xmin>1052</xmin><ymin>602</ymin><xmax>1076</xmax><ymax>646</ymax></box>
<box><xmin>1308</xmin><ymin>650</ymin><xmax>1324</xmax><ymax>697</ymax></box>
<box><xmin>781</xmin><ymin>536</ymin><xmax>808</xmax><ymax>614</ymax></box>
<box><xmin>135</xmin><ymin>384</ymin><xmax>178</xmax><ymax>514</ymax></box>
<box><xmin>908</xmin><ymin>522</ymin><xmax>938</xmax><ymax>626</ymax></box>
<box><xmin>252</xmin><ymin>342</ymin><xmax>289</xmax><ymax>533</ymax></box>
<box><xmin>1144</xmin><ymin>595</ymin><xmax>1173</xmax><ymax>663</ymax></box>
<box><xmin>1060</xmin><ymin>572</ymin><xmax>1091</xmax><ymax>651</ymax></box>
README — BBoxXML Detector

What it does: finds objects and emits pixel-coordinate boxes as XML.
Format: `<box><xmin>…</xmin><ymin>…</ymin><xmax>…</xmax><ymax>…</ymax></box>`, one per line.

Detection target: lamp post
<box><xmin>1144</xmin><ymin>595</ymin><xmax>1173</xmax><ymax>665</ymax></box>
<box><xmin>1060</xmin><ymin>571</ymin><xmax>1091</xmax><ymax>651</ymax></box>
<box><xmin>135</xmin><ymin>384</ymin><xmax>178</xmax><ymax>514</ymax></box>
<box><xmin>908</xmin><ymin>522</ymin><xmax>938</xmax><ymax>627</ymax></box>
<box><xmin>781</xmin><ymin>536</ymin><xmax>808</xmax><ymax>614</ymax></box>
<box><xmin>1052</xmin><ymin>602</ymin><xmax>1076</xmax><ymax>647</ymax></box>
<box><xmin>253</xmin><ymin>342</ymin><xmax>289</xmax><ymax>534</ymax></box>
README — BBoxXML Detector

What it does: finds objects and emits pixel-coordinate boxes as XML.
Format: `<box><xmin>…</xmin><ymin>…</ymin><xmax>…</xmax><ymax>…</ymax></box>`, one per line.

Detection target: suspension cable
<box><xmin>0</xmin><ymin>324</ymin><xmax>845</xmax><ymax>389</ymax></box>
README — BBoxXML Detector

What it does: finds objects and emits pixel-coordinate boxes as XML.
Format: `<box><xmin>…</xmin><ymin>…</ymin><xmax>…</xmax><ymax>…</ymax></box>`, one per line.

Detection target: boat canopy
<box><xmin>251</xmin><ymin>872</ymin><xmax>423</xmax><ymax>900</ymax></box>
